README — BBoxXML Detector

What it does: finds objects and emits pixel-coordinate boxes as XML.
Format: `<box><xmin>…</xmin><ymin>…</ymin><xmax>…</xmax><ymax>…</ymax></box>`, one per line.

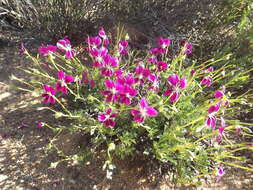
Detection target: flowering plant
<box><xmin>14</xmin><ymin>27</ymin><xmax>253</xmax><ymax>184</ymax></box>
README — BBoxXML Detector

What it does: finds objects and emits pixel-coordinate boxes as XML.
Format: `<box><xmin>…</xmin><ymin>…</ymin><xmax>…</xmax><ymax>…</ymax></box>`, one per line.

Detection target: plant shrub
<box><xmin>15</xmin><ymin>27</ymin><xmax>253</xmax><ymax>185</ymax></box>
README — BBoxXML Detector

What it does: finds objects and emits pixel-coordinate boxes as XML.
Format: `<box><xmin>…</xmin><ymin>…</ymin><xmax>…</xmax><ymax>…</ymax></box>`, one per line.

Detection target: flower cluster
<box><xmin>87</xmin><ymin>34</ymin><xmax>192</xmax><ymax>126</ymax></box>
<box><xmin>204</xmin><ymin>77</ymin><xmax>228</xmax><ymax>142</ymax></box>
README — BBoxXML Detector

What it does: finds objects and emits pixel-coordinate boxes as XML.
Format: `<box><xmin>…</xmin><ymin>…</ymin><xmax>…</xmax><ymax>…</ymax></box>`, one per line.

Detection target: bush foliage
<box><xmin>14</xmin><ymin>27</ymin><xmax>253</xmax><ymax>185</ymax></box>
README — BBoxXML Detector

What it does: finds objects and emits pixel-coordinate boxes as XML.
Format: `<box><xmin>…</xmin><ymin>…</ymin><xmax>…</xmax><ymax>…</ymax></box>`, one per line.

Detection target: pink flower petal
<box><xmin>214</xmin><ymin>90</ymin><xmax>224</xmax><ymax>99</ymax></box>
<box><xmin>43</xmin><ymin>84</ymin><xmax>50</xmax><ymax>92</ymax></box>
<box><xmin>55</xmin><ymin>81</ymin><xmax>62</xmax><ymax>92</ymax></box>
<box><xmin>64</xmin><ymin>75</ymin><xmax>74</xmax><ymax>83</ymax></box>
<box><xmin>114</xmin><ymin>69</ymin><xmax>123</xmax><ymax>77</ymax></box>
<box><xmin>38</xmin><ymin>46</ymin><xmax>49</xmax><ymax>54</ymax></box>
<box><xmin>61</xmin><ymin>86</ymin><xmax>68</xmax><ymax>94</ymax></box>
<box><xmin>110</xmin><ymin>57</ymin><xmax>119</xmax><ymax>67</ymax></box>
<box><xmin>104</xmin><ymin>39</ymin><xmax>110</xmax><ymax>46</ymax></box>
<box><xmin>207</xmin><ymin>67</ymin><xmax>214</xmax><ymax>73</ymax></box>
<box><xmin>106</xmin><ymin>108</ymin><xmax>112</xmax><ymax>115</ymax></box>
<box><xmin>119</xmin><ymin>40</ymin><xmax>128</xmax><ymax>47</ymax></box>
<box><xmin>65</xmin><ymin>50</ymin><xmax>76</xmax><ymax>59</ymax></box>
<box><xmin>205</xmin><ymin>116</ymin><xmax>216</xmax><ymax>129</ymax></box>
<box><xmin>37</xmin><ymin>122</ymin><xmax>44</xmax><ymax>127</ymax></box>
<box><xmin>98</xmin><ymin>114</ymin><xmax>106</xmax><ymax>122</ymax></box>
<box><xmin>146</xmin><ymin>106</ymin><xmax>158</xmax><ymax>117</ymax></box>
<box><xmin>49</xmin><ymin>96</ymin><xmax>56</xmax><ymax>104</ymax></box>
<box><xmin>47</xmin><ymin>45</ymin><xmax>57</xmax><ymax>52</ymax></box>
<box><xmin>170</xmin><ymin>92</ymin><xmax>180</xmax><ymax>103</ymax></box>
<box><xmin>49</xmin><ymin>87</ymin><xmax>56</xmax><ymax>95</ymax></box>
<box><xmin>89</xmin><ymin>80</ymin><xmax>95</xmax><ymax>87</ymax></box>
<box><xmin>42</xmin><ymin>95</ymin><xmax>50</xmax><ymax>103</ymax></box>
<box><xmin>133</xmin><ymin>115</ymin><xmax>144</xmax><ymax>123</ymax></box>
<box><xmin>179</xmin><ymin>78</ymin><xmax>187</xmax><ymax>89</ymax></box>
<box><xmin>104</xmin><ymin>80</ymin><xmax>115</xmax><ymax>89</ymax></box>
<box><xmin>140</xmin><ymin>98</ymin><xmax>149</xmax><ymax>110</ymax></box>
<box><xmin>167</xmin><ymin>74</ymin><xmax>180</xmax><ymax>86</ymax></box>
<box><xmin>98</xmin><ymin>28</ymin><xmax>106</xmax><ymax>39</ymax></box>
<box><xmin>58</xmin><ymin>71</ymin><xmax>65</xmax><ymax>80</ymax></box>
<box><xmin>201</xmin><ymin>76</ymin><xmax>213</xmax><ymax>87</ymax></box>
<box><xmin>217</xmin><ymin>167</ymin><xmax>225</xmax><ymax>177</ymax></box>
<box><xmin>131</xmin><ymin>109</ymin><xmax>140</xmax><ymax>116</ymax></box>
<box><xmin>105</xmin><ymin>119</ymin><xmax>115</xmax><ymax>127</ymax></box>
<box><xmin>57</xmin><ymin>39</ymin><xmax>69</xmax><ymax>51</ymax></box>
<box><xmin>163</xmin><ymin>89</ymin><xmax>172</xmax><ymax>96</ymax></box>
<box><xmin>208</xmin><ymin>104</ymin><xmax>220</xmax><ymax>114</ymax></box>
<box><xmin>110</xmin><ymin>113</ymin><xmax>118</xmax><ymax>118</ymax></box>
<box><xmin>218</xmin><ymin>127</ymin><xmax>225</xmax><ymax>136</ymax></box>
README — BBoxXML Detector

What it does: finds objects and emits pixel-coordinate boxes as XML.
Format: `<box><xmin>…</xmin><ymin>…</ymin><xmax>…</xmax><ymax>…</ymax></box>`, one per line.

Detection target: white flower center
<box><xmin>66</xmin><ymin>45</ymin><xmax>72</xmax><ymax>51</ymax></box>
<box><xmin>140</xmin><ymin>108</ymin><xmax>146</xmax><ymax>117</ymax></box>
<box><xmin>105</xmin><ymin>114</ymin><xmax>110</xmax><ymax>120</ymax></box>
<box><xmin>96</xmin><ymin>56</ymin><xmax>103</xmax><ymax>63</ymax></box>
<box><xmin>112</xmin><ymin>88</ymin><xmax>117</xmax><ymax>94</ymax></box>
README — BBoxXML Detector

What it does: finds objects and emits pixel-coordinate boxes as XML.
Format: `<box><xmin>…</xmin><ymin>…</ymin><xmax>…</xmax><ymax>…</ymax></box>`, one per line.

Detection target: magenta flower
<box><xmin>118</xmin><ymin>85</ymin><xmax>137</xmax><ymax>105</ymax></box>
<box><xmin>148</xmin><ymin>74</ymin><xmax>160</xmax><ymax>92</ymax></box>
<box><xmin>101</xmin><ymin>80</ymin><xmax>121</xmax><ymax>102</ymax></box>
<box><xmin>116</xmin><ymin>74</ymin><xmax>135</xmax><ymax>86</ymax></box>
<box><xmin>205</xmin><ymin>115</ymin><xmax>217</xmax><ymax>129</ymax></box>
<box><xmin>208</xmin><ymin>104</ymin><xmax>220</xmax><ymax>113</ymax></box>
<box><xmin>156</xmin><ymin>61</ymin><xmax>168</xmax><ymax>72</ymax></box>
<box><xmin>205</xmin><ymin>104</ymin><xmax>220</xmax><ymax>129</ymax></box>
<box><xmin>163</xmin><ymin>74</ymin><xmax>187</xmax><ymax>103</ymax></box>
<box><xmin>215</xmin><ymin>128</ymin><xmax>225</xmax><ymax>142</ymax></box>
<box><xmin>205</xmin><ymin>67</ymin><xmax>214</xmax><ymax>73</ymax></box>
<box><xmin>183</xmin><ymin>42</ymin><xmax>193</xmax><ymax>54</ymax></box>
<box><xmin>216</xmin><ymin>165</ymin><xmax>225</xmax><ymax>183</ymax></box>
<box><xmin>98</xmin><ymin>28</ymin><xmax>109</xmax><ymax>46</ymax></box>
<box><xmin>55</xmin><ymin>71</ymin><xmax>74</xmax><ymax>94</ymax></box>
<box><xmin>134</xmin><ymin>65</ymin><xmax>151</xmax><ymax>85</ymax></box>
<box><xmin>131</xmin><ymin>98</ymin><xmax>158</xmax><ymax>123</ymax></box>
<box><xmin>98</xmin><ymin>108</ymin><xmax>117</xmax><ymax>127</ymax></box>
<box><xmin>89</xmin><ymin>80</ymin><xmax>96</xmax><ymax>87</ymax></box>
<box><xmin>201</xmin><ymin>76</ymin><xmax>213</xmax><ymax>87</ymax></box>
<box><xmin>118</xmin><ymin>40</ymin><xmax>128</xmax><ymax>55</ymax></box>
<box><xmin>57</xmin><ymin>37</ymin><xmax>76</xmax><ymax>59</ymax></box>
<box><xmin>114</xmin><ymin>69</ymin><xmax>123</xmax><ymax>78</ymax></box>
<box><xmin>158</xmin><ymin>37</ymin><xmax>171</xmax><ymax>49</ymax></box>
<box><xmin>37</xmin><ymin>122</ymin><xmax>45</xmax><ymax>127</ymax></box>
<box><xmin>90</xmin><ymin>47</ymin><xmax>108</xmax><ymax>68</ymax></box>
<box><xmin>215</xmin><ymin>121</ymin><xmax>225</xmax><ymax>143</ymax></box>
<box><xmin>19</xmin><ymin>43</ymin><xmax>26</xmax><ymax>55</ymax></box>
<box><xmin>38</xmin><ymin>45</ymin><xmax>57</xmax><ymax>55</ymax></box>
<box><xmin>217</xmin><ymin>166</ymin><xmax>225</xmax><ymax>176</ymax></box>
<box><xmin>191</xmin><ymin>69</ymin><xmax>196</xmax><ymax>75</ymax></box>
<box><xmin>86</xmin><ymin>36</ymin><xmax>102</xmax><ymax>50</ymax></box>
<box><xmin>147</xmin><ymin>48</ymin><xmax>160</xmax><ymax>63</ymax></box>
<box><xmin>42</xmin><ymin>84</ymin><xmax>56</xmax><ymax>104</ymax></box>
<box><xmin>101</xmin><ymin>55</ymin><xmax>119</xmax><ymax>77</ymax></box>
<box><xmin>214</xmin><ymin>90</ymin><xmax>224</xmax><ymax>99</ymax></box>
